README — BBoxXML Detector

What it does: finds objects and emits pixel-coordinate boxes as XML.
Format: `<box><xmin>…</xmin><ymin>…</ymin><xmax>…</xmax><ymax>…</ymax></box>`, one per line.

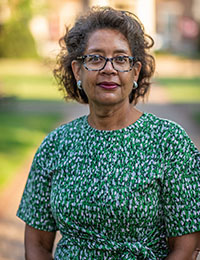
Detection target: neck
<box><xmin>88</xmin><ymin>101</ymin><xmax>142</xmax><ymax>130</ymax></box>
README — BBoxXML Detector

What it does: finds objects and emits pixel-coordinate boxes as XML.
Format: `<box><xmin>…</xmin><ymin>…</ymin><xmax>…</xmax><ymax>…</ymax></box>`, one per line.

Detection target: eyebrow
<box><xmin>86</xmin><ymin>48</ymin><xmax>130</xmax><ymax>54</ymax></box>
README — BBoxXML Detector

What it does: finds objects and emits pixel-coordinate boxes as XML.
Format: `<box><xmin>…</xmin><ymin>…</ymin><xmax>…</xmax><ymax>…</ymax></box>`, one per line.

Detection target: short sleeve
<box><xmin>17</xmin><ymin>133</ymin><xmax>58</xmax><ymax>231</ymax></box>
<box><xmin>162</xmin><ymin>124</ymin><xmax>200</xmax><ymax>237</ymax></box>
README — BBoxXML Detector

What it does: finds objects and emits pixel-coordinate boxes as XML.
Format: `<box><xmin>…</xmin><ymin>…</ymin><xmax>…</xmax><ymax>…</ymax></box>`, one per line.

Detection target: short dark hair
<box><xmin>54</xmin><ymin>6</ymin><xmax>155</xmax><ymax>104</ymax></box>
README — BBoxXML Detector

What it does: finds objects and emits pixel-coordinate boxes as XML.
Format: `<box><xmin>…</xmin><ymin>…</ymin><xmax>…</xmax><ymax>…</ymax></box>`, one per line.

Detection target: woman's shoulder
<box><xmin>144</xmin><ymin>112</ymin><xmax>199</xmax><ymax>155</ymax></box>
<box><xmin>144</xmin><ymin>112</ymin><xmax>188</xmax><ymax>137</ymax></box>
<box><xmin>43</xmin><ymin>115</ymin><xmax>86</xmax><ymax>142</ymax></box>
<box><xmin>34</xmin><ymin>116</ymin><xmax>86</xmax><ymax>161</ymax></box>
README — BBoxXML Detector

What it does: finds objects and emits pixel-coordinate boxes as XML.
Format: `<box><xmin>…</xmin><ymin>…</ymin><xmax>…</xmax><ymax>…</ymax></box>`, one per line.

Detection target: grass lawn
<box><xmin>0</xmin><ymin>74</ymin><xmax>62</xmax><ymax>100</ymax></box>
<box><xmin>0</xmin><ymin>109</ymin><xmax>62</xmax><ymax>190</ymax></box>
<box><xmin>156</xmin><ymin>77</ymin><xmax>200</xmax><ymax>103</ymax></box>
<box><xmin>0</xmin><ymin>59</ymin><xmax>62</xmax><ymax>100</ymax></box>
<box><xmin>0</xmin><ymin>59</ymin><xmax>65</xmax><ymax>190</ymax></box>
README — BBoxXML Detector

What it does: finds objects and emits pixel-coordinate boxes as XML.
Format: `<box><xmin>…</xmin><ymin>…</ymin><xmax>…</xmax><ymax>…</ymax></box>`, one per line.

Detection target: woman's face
<box><xmin>72</xmin><ymin>29</ymin><xmax>141</xmax><ymax>107</ymax></box>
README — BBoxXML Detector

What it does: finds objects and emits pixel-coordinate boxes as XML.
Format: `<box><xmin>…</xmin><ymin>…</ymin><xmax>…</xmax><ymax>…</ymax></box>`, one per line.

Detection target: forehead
<box><xmin>85</xmin><ymin>29</ymin><xmax>131</xmax><ymax>54</ymax></box>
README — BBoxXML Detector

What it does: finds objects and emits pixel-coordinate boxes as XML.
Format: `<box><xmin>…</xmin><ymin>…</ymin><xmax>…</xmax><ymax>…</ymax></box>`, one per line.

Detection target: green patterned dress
<box><xmin>17</xmin><ymin>113</ymin><xmax>200</xmax><ymax>260</ymax></box>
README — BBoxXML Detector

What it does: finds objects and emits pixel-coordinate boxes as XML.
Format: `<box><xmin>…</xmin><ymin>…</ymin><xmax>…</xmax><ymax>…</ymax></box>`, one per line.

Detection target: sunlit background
<box><xmin>1</xmin><ymin>0</ymin><xmax>200</xmax><ymax>57</ymax></box>
<box><xmin>0</xmin><ymin>1</ymin><xmax>200</xmax><ymax>259</ymax></box>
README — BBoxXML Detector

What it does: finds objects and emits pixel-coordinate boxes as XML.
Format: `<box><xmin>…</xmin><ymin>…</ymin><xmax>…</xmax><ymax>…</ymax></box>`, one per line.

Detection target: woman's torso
<box><xmin>50</xmin><ymin>113</ymin><xmax>171</xmax><ymax>259</ymax></box>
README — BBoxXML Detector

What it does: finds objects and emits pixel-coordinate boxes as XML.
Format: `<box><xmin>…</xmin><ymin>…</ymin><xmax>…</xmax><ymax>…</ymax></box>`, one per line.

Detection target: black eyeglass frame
<box><xmin>77</xmin><ymin>54</ymin><xmax>136</xmax><ymax>72</ymax></box>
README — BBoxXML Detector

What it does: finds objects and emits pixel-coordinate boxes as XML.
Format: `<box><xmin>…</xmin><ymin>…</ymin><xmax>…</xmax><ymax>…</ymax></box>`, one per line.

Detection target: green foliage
<box><xmin>0</xmin><ymin>19</ymin><xmax>38</xmax><ymax>58</ymax></box>
<box><xmin>0</xmin><ymin>0</ymin><xmax>38</xmax><ymax>58</ymax></box>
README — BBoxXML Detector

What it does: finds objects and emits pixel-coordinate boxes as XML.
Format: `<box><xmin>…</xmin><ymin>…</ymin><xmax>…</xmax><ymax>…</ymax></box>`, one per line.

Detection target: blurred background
<box><xmin>0</xmin><ymin>0</ymin><xmax>200</xmax><ymax>259</ymax></box>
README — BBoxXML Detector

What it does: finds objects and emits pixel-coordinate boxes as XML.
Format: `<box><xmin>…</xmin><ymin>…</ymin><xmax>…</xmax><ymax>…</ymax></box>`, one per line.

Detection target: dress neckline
<box><xmin>83</xmin><ymin>112</ymin><xmax>148</xmax><ymax>134</ymax></box>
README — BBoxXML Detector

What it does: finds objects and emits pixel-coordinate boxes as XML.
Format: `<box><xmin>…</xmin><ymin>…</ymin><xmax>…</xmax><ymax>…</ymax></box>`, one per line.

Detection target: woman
<box><xmin>17</xmin><ymin>7</ymin><xmax>200</xmax><ymax>260</ymax></box>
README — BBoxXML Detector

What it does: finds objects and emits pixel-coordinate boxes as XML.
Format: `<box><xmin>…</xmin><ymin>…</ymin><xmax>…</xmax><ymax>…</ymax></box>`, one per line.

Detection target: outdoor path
<box><xmin>0</xmin><ymin>83</ymin><xmax>200</xmax><ymax>259</ymax></box>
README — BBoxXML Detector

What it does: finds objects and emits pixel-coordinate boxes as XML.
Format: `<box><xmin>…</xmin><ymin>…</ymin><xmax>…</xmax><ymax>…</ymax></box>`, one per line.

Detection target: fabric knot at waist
<box><xmin>58</xmin><ymin>217</ymin><xmax>159</xmax><ymax>259</ymax></box>
<box><xmin>59</xmin><ymin>230</ymin><xmax>158</xmax><ymax>260</ymax></box>
<box><xmin>80</xmin><ymin>238</ymin><xmax>157</xmax><ymax>260</ymax></box>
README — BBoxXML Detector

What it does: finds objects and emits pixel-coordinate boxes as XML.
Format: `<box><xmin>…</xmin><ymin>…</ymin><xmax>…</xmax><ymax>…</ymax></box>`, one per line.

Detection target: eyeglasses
<box><xmin>77</xmin><ymin>54</ymin><xmax>136</xmax><ymax>72</ymax></box>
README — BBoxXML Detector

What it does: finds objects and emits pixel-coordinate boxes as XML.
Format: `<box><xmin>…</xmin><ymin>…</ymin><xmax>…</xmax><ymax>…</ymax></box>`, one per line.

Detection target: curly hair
<box><xmin>54</xmin><ymin>6</ymin><xmax>155</xmax><ymax>105</ymax></box>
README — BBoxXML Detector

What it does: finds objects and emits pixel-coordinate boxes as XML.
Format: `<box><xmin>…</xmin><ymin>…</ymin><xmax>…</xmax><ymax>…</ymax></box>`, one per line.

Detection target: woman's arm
<box><xmin>165</xmin><ymin>232</ymin><xmax>200</xmax><ymax>260</ymax></box>
<box><xmin>25</xmin><ymin>224</ymin><xmax>56</xmax><ymax>260</ymax></box>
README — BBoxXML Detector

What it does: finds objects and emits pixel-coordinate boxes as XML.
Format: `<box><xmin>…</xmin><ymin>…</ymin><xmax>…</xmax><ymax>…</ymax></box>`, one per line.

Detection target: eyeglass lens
<box><xmin>84</xmin><ymin>55</ymin><xmax>133</xmax><ymax>71</ymax></box>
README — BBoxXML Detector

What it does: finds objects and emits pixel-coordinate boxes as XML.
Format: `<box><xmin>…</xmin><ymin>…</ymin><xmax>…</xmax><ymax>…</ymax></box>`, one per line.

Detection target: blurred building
<box><xmin>29</xmin><ymin>0</ymin><xmax>156</xmax><ymax>57</ymax></box>
<box><xmin>1</xmin><ymin>0</ymin><xmax>199</xmax><ymax>57</ymax></box>
<box><xmin>156</xmin><ymin>0</ymin><xmax>200</xmax><ymax>55</ymax></box>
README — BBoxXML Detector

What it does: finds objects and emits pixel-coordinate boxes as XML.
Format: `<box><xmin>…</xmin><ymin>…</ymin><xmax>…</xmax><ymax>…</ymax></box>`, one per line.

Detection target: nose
<box><xmin>100</xmin><ymin>58</ymin><xmax>117</xmax><ymax>74</ymax></box>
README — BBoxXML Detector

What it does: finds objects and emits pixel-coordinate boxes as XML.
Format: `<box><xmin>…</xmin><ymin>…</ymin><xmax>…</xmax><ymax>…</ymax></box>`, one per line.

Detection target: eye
<box><xmin>114</xmin><ymin>56</ymin><xmax>128</xmax><ymax>64</ymax></box>
<box><xmin>87</xmin><ymin>55</ymin><xmax>103</xmax><ymax>63</ymax></box>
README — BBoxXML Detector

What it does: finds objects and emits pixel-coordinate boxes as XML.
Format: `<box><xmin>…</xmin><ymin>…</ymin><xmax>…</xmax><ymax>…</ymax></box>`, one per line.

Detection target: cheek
<box><xmin>122</xmin><ymin>73</ymin><xmax>134</xmax><ymax>88</ymax></box>
<box><xmin>81</xmin><ymin>72</ymin><xmax>97</xmax><ymax>88</ymax></box>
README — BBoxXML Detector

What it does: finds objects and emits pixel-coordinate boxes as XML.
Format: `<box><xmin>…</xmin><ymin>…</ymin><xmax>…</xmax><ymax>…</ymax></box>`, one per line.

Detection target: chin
<box><xmin>97</xmin><ymin>94</ymin><xmax>118</xmax><ymax>102</ymax></box>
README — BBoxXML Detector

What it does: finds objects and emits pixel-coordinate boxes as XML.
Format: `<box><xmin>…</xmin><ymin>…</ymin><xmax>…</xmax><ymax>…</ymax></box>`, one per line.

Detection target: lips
<box><xmin>97</xmin><ymin>81</ymin><xmax>119</xmax><ymax>89</ymax></box>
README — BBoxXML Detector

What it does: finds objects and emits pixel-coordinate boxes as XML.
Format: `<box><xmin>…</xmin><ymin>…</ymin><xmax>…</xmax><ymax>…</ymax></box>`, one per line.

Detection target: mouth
<box><xmin>97</xmin><ymin>81</ymin><xmax>119</xmax><ymax>90</ymax></box>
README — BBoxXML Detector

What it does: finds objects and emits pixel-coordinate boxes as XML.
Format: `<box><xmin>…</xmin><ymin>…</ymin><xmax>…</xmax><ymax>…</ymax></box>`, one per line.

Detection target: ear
<box><xmin>132</xmin><ymin>61</ymin><xmax>142</xmax><ymax>81</ymax></box>
<box><xmin>71</xmin><ymin>60</ymin><xmax>82</xmax><ymax>82</ymax></box>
